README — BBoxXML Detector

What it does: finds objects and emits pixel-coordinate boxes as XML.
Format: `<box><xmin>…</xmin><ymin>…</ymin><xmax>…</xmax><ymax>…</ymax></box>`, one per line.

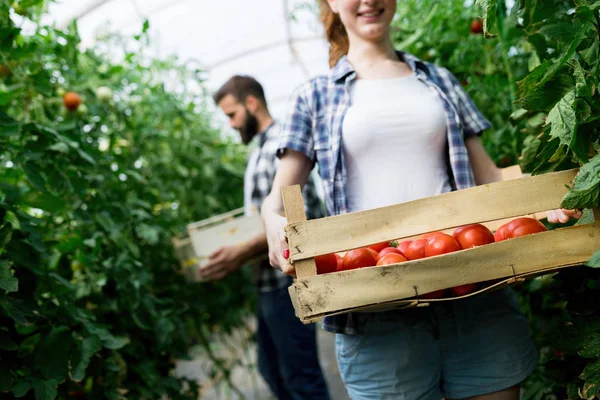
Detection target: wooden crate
<box><xmin>172</xmin><ymin>236</ymin><xmax>204</xmax><ymax>282</ymax></box>
<box><xmin>282</xmin><ymin>168</ymin><xmax>599</xmax><ymax>323</ymax></box>
<box><xmin>172</xmin><ymin>207</ymin><xmax>266</xmax><ymax>282</ymax></box>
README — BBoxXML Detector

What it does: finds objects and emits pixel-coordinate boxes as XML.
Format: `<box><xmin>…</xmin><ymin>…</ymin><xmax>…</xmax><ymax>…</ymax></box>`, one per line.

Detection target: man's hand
<box><xmin>547</xmin><ymin>209</ymin><xmax>583</xmax><ymax>224</ymax></box>
<box><xmin>201</xmin><ymin>245</ymin><xmax>245</xmax><ymax>281</ymax></box>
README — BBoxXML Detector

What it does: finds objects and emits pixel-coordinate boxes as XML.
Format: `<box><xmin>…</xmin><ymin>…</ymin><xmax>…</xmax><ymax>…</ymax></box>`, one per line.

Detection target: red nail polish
<box><xmin>283</xmin><ymin>249</ymin><xmax>290</xmax><ymax>259</ymax></box>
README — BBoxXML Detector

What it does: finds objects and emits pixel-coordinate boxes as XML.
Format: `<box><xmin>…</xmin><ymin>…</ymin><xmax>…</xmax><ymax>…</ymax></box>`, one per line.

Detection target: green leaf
<box><xmin>579</xmin><ymin>334</ymin><xmax>600</xmax><ymax>358</ymax></box>
<box><xmin>581</xmin><ymin>37</ymin><xmax>599</xmax><ymax>65</ymax></box>
<box><xmin>83</xmin><ymin>321</ymin><xmax>130</xmax><ymax>350</ymax></box>
<box><xmin>32</xmin><ymin>378</ymin><xmax>57</xmax><ymax>400</ymax></box>
<box><xmin>546</xmin><ymin>90</ymin><xmax>577</xmax><ymax>149</ymax></box>
<box><xmin>521</xmin><ymin>136</ymin><xmax>541</xmax><ymax>172</ymax></box>
<box><xmin>103</xmin><ymin>335</ymin><xmax>130</xmax><ymax>350</ymax></box>
<box><xmin>70</xmin><ymin>335</ymin><xmax>102</xmax><ymax>381</ymax></box>
<box><xmin>577</xmin><ymin>209</ymin><xmax>595</xmax><ymax>225</ymax></box>
<box><xmin>517</xmin><ymin>63</ymin><xmax>573</xmax><ymax>111</ymax></box>
<box><xmin>562</xmin><ymin>154</ymin><xmax>600</xmax><ymax>210</ymax></box>
<box><xmin>48</xmin><ymin>142</ymin><xmax>69</xmax><ymax>153</ymax></box>
<box><xmin>538</xmin><ymin>24</ymin><xmax>587</xmax><ymax>84</ymax></box>
<box><xmin>581</xmin><ymin>358</ymin><xmax>600</xmax><ymax>380</ymax></box>
<box><xmin>0</xmin><ymin>260</ymin><xmax>18</xmax><ymax>293</ymax></box>
<box><xmin>34</xmin><ymin>327</ymin><xmax>72</xmax><ymax>381</ymax></box>
<box><xmin>587</xmin><ymin>249</ymin><xmax>600</xmax><ymax>268</ymax></box>
<box><xmin>0</xmin><ymin>330</ymin><xmax>17</xmax><ymax>351</ymax></box>
<box><xmin>21</xmin><ymin>162</ymin><xmax>47</xmax><ymax>192</ymax></box>
<box><xmin>142</xmin><ymin>19</ymin><xmax>150</xmax><ymax>33</ymax></box>
<box><xmin>0</xmin><ymin>363</ymin><xmax>14</xmax><ymax>391</ymax></box>
<box><xmin>573</xmin><ymin>59</ymin><xmax>592</xmax><ymax>98</ymax></box>
<box><xmin>0</xmin><ymin>298</ymin><xmax>27</xmax><ymax>325</ymax></box>
<box><xmin>21</xmin><ymin>192</ymin><xmax>64</xmax><ymax>213</ymax></box>
<box><xmin>476</xmin><ymin>0</ymin><xmax>498</xmax><ymax>37</ymax></box>
<box><xmin>12</xmin><ymin>379</ymin><xmax>32</xmax><ymax>398</ymax></box>
<box><xmin>0</xmin><ymin>112</ymin><xmax>19</xmax><ymax>137</ymax></box>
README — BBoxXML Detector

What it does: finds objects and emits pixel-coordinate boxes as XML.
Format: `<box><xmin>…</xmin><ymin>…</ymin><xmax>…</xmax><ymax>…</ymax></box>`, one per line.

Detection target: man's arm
<box><xmin>200</xmin><ymin>232</ymin><xmax>268</xmax><ymax>281</ymax></box>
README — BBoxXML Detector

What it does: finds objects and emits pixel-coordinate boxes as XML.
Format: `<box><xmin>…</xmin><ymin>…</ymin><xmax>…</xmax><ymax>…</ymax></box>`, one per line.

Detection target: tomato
<box><xmin>335</xmin><ymin>253</ymin><xmax>344</xmax><ymax>271</ymax></box>
<box><xmin>421</xmin><ymin>289</ymin><xmax>446</xmax><ymax>300</ymax></box>
<box><xmin>422</xmin><ymin>231</ymin><xmax>444</xmax><ymax>239</ymax></box>
<box><xmin>451</xmin><ymin>283</ymin><xmax>478</xmax><ymax>297</ymax></box>
<box><xmin>505</xmin><ymin>217</ymin><xmax>547</xmax><ymax>238</ymax></box>
<box><xmin>96</xmin><ymin>86</ymin><xmax>113</xmax><ymax>102</ymax></box>
<box><xmin>377</xmin><ymin>247</ymin><xmax>404</xmax><ymax>260</ymax></box>
<box><xmin>453</xmin><ymin>224</ymin><xmax>494</xmax><ymax>248</ymax></box>
<box><xmin>367</xmin><ymin>248</ymin><xmax>379</xmax><ymax>259</ymax></box>
<box><xmin>63</xmin><ymin>91</ymin><xmax>82</xmax><ymax>111</ymax></box>
<box><xmin>396</xmin><ymin>240</ymin><xmax>412</xmax><ymax>255</ymax></box>
<box><xmin>470</xmin><ymin>19</ymin><xmax>483</xmax><ymax>34</ymax></box>
<box><xmin>404</xmin><ymin>238</ymin><xmax>428</xmax><ymax>260</ymax></box>
<box><xmin>315</xmin><ymin>253</ymin><xmax>338</xmax><ymax>275</ymax></box>
<box><xmin>0</xmin><ymin>64</ymin><xmax>11</xmax><ymax>79</ymax></box>
<box><xmin>368</xmin><ymin>241</ymin><xmax>391</xmax><ymax>253</ymax></box>
<box><xmin>424</xmin><ymin>234</ymin><xmax>462</xmax><ymax>257</ymax></box>
<box><xmin>494</xmin><ymin>223</ymin><xmax>510</xmax><ymax>242</ymax></box>
<box><xmin>376</xmin><ymin>253</ymin><xmax>407</xmax><ymax>266</ymax></box>
<box><xmin>342</xmin><ymin>248</ymin><xmax>377</xmax><ymax>270</ymax></box>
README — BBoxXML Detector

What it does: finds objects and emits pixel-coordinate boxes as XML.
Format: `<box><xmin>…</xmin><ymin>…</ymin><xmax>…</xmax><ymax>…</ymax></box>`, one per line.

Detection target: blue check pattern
<box><xmin>278</xmin><ymin>51</ymin><xmax>492</xmax><ymax>334</ymax></box>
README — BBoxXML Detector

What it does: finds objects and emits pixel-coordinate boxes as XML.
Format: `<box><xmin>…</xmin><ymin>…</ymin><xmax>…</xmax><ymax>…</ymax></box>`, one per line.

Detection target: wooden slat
<box><xmin>187</xmin><ymin>207</ymin><xmax>246</xmax><ymax>230</ymax></box>
<box><xmin>288</xmin><ymin>222</ymin><xmax>599</xmax><ymax>321</ymax></box>
<box><xmin>286</xmin><ymin>169</ymin><xmax>578</xmax><ymax>261</ymax></box>
<box><xmin>500</xmin><ymin>165</ymin><xmax>524</xmax><ymax>180</ymax></box>
<box><xmin>282</xmin><ymin>185</ymin><xmax>317</xmax><ymax>278</ymax></box>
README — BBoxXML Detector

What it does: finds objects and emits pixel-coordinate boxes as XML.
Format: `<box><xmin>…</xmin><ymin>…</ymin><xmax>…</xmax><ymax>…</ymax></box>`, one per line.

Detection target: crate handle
<box><xmin>282</xmin><ymin>185</ymin><xmax>317</xmax><ymax>279</ymax></box>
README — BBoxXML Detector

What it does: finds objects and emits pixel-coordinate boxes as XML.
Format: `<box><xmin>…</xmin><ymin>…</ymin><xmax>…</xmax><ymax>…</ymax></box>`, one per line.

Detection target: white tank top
<box><xmin>342</xmin><ymin>73</ymin><xmax>451</xmax><ymax>212</ymax></box>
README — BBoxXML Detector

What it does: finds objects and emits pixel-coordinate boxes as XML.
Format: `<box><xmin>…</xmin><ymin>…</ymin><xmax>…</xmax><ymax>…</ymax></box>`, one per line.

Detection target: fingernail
<box><xmin>283</xmin><ymin>249</ymin><xmax>290</xmax><ymax>259</ymax></box>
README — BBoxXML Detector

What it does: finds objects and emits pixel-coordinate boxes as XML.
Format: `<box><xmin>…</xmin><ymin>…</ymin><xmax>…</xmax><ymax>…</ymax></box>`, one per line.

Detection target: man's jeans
<box><xmin>257</xmin><ymin>285</ymin><xmax>330</xmax><ymax>400</ymax></box>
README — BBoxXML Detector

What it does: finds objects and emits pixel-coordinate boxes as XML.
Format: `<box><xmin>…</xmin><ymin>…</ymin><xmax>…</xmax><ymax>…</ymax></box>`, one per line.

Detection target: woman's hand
<box><xmin>262</xmin><ymin>203</ymin><xmax>295</xmax><ymax>275</ymax></box>
<box><xmin>547</xmin><ymin>209</ymin><xmax>583</xmax><ymax>224</ymax></box>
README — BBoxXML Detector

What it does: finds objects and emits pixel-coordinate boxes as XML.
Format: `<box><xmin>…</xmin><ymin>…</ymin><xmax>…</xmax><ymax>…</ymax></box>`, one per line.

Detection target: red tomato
<box><xmin>422</xmin><ymin>231</ymin><xmax>444</xmax><ymax>239</ymax></box>
<box><xmin>494</xmin><ymin>223</ymin><xmax>510</xmax><ymax>242</ymax></box>
<box><xmin>335</xmin><ymin>254</ymin><xmax>344</xmax><ymax>271</ymax></box>
<box><xmin>451</xmin><ymin>283</ymin><xmax>478</xmax><ymax>297</ymax></box>
<box><xmin>342</xmin><ymin>248</ymin><xmax>377</xmax><ymax>270</ymax></box>
<box><xmin>376</xmin><ymin>253</ymin><xmax>407</xmax><ymax>266</ymax></box>
<box><xmin>63</xmin><ymin>91</ymin><xmax>82</xmax><ymax>111</ymax></box>
<box><xmin>315</xmin><ymin>253</ymin><xmax>338</xmax><ymax>275</ymax></box>
<box><xmin>453</xmin><ymin>224</ymin><xmax>494</xmax><ymax>248</ymax></box>
<box><xmin>396</xmin><ymin>240</ymin><xmax>412</xmax><ymax>255</ymax></box>
<box><xmin>505</xmin><ymin>218</ymin><xmax>547</xmax><ymax>238</ymax></box>
<box><xmin>368</xmin><ymin>241</ymin><xmax>391</xmax><ymax>253</ymax></box>
<box><xmin>421</xmin><ymin>289</ymin><xmax>446</xmax><ymax>300</ymax></box>
<box><xmin>470</xmin><ymin>19</ymin><xmax>484</xmax><ymax>34</ymax></box>
<box><xmin>367</xmin><ymin>248</ymin><xmax>379</xmax><ymax>259</ymax></box>
<box><xmin>377</xmin><ymin>247</ymin><xmax>404</xmax><ymax>260</ymax></box>
<box><xmin>404</xmin><ymin>238</ymin><xmax>428</xmax><ymax>260</ymax></box>
<box><xmin>424</xmin><ymin>234</ymin><xmax>462</xmax><ymax>257</ymax></box>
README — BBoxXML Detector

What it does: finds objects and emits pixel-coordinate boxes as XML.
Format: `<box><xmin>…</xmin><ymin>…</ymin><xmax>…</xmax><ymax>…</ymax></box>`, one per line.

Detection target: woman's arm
<box><xmin>261</xmin><ymin>149</ymin><xmax>315</xmax><ymax>274</ymax></box>
<box><xmin>465</xmin><ymin>136</ymin><xmax>502</xmax><ymax>185</ymax></box>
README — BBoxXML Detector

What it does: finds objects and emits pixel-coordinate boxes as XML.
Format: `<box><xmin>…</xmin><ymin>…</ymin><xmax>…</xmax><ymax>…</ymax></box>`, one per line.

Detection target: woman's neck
<box><xmin>346</xmin><ymin>36</ymin><xmax>412</xmax><ymax>80</ymax></box>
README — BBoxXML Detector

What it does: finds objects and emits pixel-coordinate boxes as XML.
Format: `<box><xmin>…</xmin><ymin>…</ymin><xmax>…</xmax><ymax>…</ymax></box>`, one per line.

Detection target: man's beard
<box><xmin>240</xmin><ymin>110</ymin><xmax>259</xmax><ymax>145</ymax></box>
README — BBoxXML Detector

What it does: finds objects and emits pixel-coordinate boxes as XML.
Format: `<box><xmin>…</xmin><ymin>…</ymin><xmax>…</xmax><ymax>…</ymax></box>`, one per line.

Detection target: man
<box><xmin>203</xmin><ymin>75</ymin><xmax>329</xmax><ymax>400</ymax></box>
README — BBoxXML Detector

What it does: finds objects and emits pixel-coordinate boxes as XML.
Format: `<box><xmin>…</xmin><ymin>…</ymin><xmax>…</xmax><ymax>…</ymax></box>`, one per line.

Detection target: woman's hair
<box><xmin>319</xmin><ymin>0</ymin><xmax>349</xmax><ymax>68</ymax></box>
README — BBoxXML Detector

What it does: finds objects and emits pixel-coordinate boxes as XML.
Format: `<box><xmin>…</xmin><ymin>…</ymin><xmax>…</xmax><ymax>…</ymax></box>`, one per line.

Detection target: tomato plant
<box><xmin>0</xmin><ymin>3</ymin><xmax>253</xmax><ymax>399</ymax></box>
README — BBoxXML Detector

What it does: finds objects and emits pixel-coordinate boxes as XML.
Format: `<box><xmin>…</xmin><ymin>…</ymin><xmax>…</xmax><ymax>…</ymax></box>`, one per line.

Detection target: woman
<box><xmin>261</xmin><ymin>0</ymin><xmax>578</xmax><ymax>398</ymax></box>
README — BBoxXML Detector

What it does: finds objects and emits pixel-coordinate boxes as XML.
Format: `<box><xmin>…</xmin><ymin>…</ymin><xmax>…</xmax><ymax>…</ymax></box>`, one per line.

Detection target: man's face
<box><xmin>218</xmin><ymin>94</ymin><xmax>258</xmax><ymax>145</ymax></box>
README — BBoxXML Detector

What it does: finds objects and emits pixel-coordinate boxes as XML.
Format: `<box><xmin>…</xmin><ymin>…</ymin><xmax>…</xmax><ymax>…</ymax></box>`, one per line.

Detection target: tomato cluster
<box><xmin>314</xmin><ymin>217</ymin><xmax>548</xmax><ymax>299</ymax></box>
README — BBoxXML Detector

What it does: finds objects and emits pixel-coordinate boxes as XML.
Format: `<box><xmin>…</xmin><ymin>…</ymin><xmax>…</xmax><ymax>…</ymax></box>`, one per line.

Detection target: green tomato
<box><xmin>95</xmin><ymin>86</ymin><xmax>113</xmax><ymax>102</ymax></box>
